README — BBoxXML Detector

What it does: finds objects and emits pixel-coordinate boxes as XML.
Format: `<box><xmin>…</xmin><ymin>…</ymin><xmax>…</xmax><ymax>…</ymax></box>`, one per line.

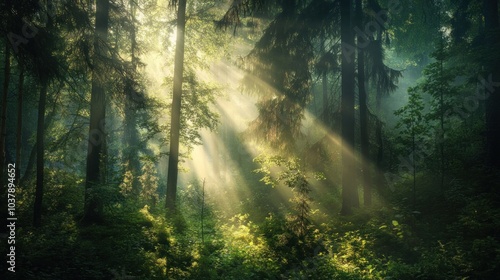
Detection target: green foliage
<box><xmin>14</xmin><ymin>205</ymin><xmax>161</xmax><ymax>279</ymax></box>
<box><xmin>176</xmin><ymin>181</ymin><xmax>217</xmax><ymax>243</ymax></box>
<box><xmin>180</xmin><ymin>70</ymin><xmax>221</xmax><ymax>149</ymax></box>
<box><xmin>421</xmin><ymin>46</ymin><xmax>462</xmax><ymax>120</ymax></box>
<box><xmin>254</xmin><ymin>154</ymin><xmax>328</xmax><ymax>267</ymax></box>
<box><xmin>139</xmin><ymin>160</ymin><xmax>159</xmax><ymax>206</ymax></box>
<box><xmin>119</xmin><ymin>167</ymin><xmax>134</xmax><ymax>197</ymax></box>
<box><xmin>12</xmin><ymin>165</ymin><xmax>500</xmax><ymax>279</ymax></box>
<box><xmin>387</xmin><ymin>0</ymin><xmax>443</xmax><ymax>61</ymax></box>
<box><xmin>254</xmin><ymin>155</ymin><xmax>317</xmax><ymax>239</ymax></box>
<box><xmin>238</xmin><ymin>0</ymin><xmax>332</xmax><ymax>149</ymax></box>
<box><xmin>394</xmin><ymin>86</ymin><xmax>429</xmax><ymax>158</ymax></box>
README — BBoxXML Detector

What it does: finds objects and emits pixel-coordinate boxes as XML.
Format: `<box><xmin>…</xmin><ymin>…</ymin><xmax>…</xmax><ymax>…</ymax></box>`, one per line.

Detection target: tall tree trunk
<box><xmin>16</xmin><ymin>64</ymin><xmax>24</xmax><ymax>184</ymax></box>
<box><xmin>1</xmin><ymin>44</ymin><xmax>11</xmax><ymax>185</ymax></box>
<box><xmin>439</xmin><ymin>44</ymin><xmax>445</xmax><ymax>194</ymax></box>
<box><xmin>20</xmin><ymin>143</ymin><xmax>36</xmax><ymax>186</ymax></box>
<box><xmin>20</xmin><ymin>86</ymin><xmax>58</xmax><ymax>187</ymax></box>
<box><xmin>125</xmin><ymin>86</ymin><xmax>140</xmax><ymax>194</ymax></box>
<box><xmin>125</xmin><ymin>0</ymin><xmax>141</xmax><ymax>195</ymax></box>
<box><xmin>375</xmin><ymin>83</ymin><xmax>386</xmax><ymax>190</ymax></box>
<box><xmin>340</xmin><ymin>0</ymin><xmax>359</xmax><ymax>215</ymax></box>
<box><xmin>484</xmin><ymin>0</ymin><xmax>500</xmax><ymax>168</ymax></box>
<box><xmin>322</xmin><ymin>72</ymin><xmax>328</xmax><ymax>123</ymax></box>
<box><xmin>375</xmin><ymin>118</ymin><xmax>384</xmax><ymax>189</ymax></box>
<box><xmin>34</xmin><ymin>80</ymin><xmax>48</xmax><ymax>227</ymax></box>
<box><xmin>166</xmin><ymin>0</ymin><xmax>187</xmax><ymax>211</ymax></box>
<box><xmin>321</xmin><ymin>32</ymin><xmax>329</xmax><ymax>124</ymax></box>
<box><xmin>356</xmin><ymin>0</ymin><xmax>371</xmax><ymax>206</ymax></box>
<box><xmin>412</xmin><ymin>125</ymin><xmax>416</xmax><ymax>210</ymax></box>
<box><xmin>83</xmin><ymin>0</ymin><xmax>110</xmax><ymax>224</ymax></box>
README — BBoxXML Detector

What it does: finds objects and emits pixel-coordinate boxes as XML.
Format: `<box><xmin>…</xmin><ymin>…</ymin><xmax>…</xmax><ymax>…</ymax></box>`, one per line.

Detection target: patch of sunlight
<box><xmin>139</xmin><ymin>205</ymin><xmax>156</xmax><ymax>223</ymax></box>
<box><xmin>178</xmin><ymin>73</ymin><xmax>260</xmax><ymax>214</ymax></box>
<box><xmin>180</xmin><ymin>130</ymin><xmax>245</xmax><ymax>213</ymax></box>
<box><xmin>180</xmin><ymin>51</ymin><xmax>389</xmax><ymax>219</ymax></box>
<box><xmin>156</xmin><ymin>257</ymin><xmax>167</xmax><ymax>273</ymax></box>
<box><xmin>221</xmin><ymin>214</ymin><xmax>270</xmax><ymax>257</ymax></box>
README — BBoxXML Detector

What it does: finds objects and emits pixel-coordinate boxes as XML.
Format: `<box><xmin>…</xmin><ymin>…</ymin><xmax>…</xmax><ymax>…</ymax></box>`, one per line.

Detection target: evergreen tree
<box><xmin>420</xmin><ymin>42</ymin><xmax>460</xmax><ymax>194</ymax></box>
<box><xmin>83</xmin><ymin>0</ymin><xmax>111</xmax><ymax>224</ymax></box>
<box><xmin>483</xmin><ymin>0</ymin><xmax>500</xmax><ymax>168</ymax></box>
<box><xmin>166</xmin><ymin>0</ymin><xmax>187</xmax><ymax>211</ymax></box>
<box><xmin>124</xmin><ymin>0</ymin><xmax>143</xmax><ymax>197</ymax></box>
<box><xmin>394</xmin><ymin>87</ymin><xmax>429</xmax><ymax>209</ymax></box>
<box><xmin>340</xmin><ymin>0</ymin><xmax>359</xmax><ymax>215</ymax></box>
<box><xmin>356</xmin><ymin>0</ymin><xmax>371</xmax><ymax>206</ymax></box>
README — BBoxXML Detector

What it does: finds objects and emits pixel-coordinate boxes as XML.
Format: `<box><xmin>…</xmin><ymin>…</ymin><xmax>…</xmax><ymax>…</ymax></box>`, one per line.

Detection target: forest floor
<box><xmin>2</xmin><ymin>167</ymin><xmax>500</xmax><ymax>280</ymax></box>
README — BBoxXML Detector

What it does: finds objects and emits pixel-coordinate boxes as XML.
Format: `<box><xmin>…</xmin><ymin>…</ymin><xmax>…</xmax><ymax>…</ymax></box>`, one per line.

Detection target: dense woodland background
<box><xmin>1</xmin><ymin>0</ymin><xmax>500</xmax><ymax>279</ymax></box>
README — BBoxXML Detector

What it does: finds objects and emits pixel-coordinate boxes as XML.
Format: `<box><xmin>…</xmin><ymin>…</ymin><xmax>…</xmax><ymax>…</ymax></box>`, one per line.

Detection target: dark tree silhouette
<box><xmin>340</xmin><ymin>0</ymin><xmax>359</xmax><ymax>215</ymax></box>
<box><xmin>166</xmin><ymin>0</ymin><xmax>187</xmax><ymax>211</ymax></box>
<box><xmin>83</xmin><ymin>0</ymin><xmax>110</xmax><ymax>224</ymax></box>
<box><xmin>483</xmin><ymin>0</ymin><xmax>500</xmax><ymax>168</ymax></box>
<box><xmin>356</xmin><ymin>0</ymin><xmax>371</xmax><ymax>206</ymax></box>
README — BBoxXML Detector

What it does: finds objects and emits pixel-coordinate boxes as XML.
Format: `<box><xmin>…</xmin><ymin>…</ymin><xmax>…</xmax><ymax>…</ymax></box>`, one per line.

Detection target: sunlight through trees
<box><xmin>0</xmin><ymin>0</ymin><xmax>499</xmax><ymax>278</ymax></box>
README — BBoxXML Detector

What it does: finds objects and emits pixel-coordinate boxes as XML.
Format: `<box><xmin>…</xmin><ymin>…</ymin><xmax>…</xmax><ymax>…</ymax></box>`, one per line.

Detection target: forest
<box><xmin>1</xmin><ymin>0</ymin><xmax>500</xmax><ymax>279</ymax></box>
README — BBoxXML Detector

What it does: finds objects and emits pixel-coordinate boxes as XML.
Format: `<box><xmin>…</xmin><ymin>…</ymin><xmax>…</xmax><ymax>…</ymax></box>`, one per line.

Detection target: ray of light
<box><xmin>178</xmin><ymin>58</ymin><xmax>389</xmax><ymax>217</ymax></box>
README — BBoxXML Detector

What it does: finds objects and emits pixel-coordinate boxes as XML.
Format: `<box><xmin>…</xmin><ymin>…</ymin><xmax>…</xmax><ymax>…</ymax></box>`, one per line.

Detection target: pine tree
<box><xmin>340</xmin><ymin>0</ymin><xmax>359</xmax><ymax>215</ymax></box>
<box><xmin>394</xmin><ymin>87</ymin><xmax>428</xmax><ymax>210</ymax></box>
<box><xmin>166</xmin><ymin>0</ymin><xmax>187</xmax><ymax>211</ymax></box>
<box><xmin>83</xmin><ymin>0</ymin><xmax>111</xmax><ymax>224</ymax></box>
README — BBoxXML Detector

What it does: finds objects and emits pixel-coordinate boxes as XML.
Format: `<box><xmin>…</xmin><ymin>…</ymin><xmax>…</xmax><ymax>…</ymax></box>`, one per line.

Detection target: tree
<box><xmin>356</xmin><ymin>0</ymin><xmax>371</xmax><ymax>206</ymax></box>
<box><xmin>241</xmin><ymin>1</ymin><xmax>313</xmax><ymax>150</ymax></box>
<box><xmin>255</xmin><ymin>154</ymin><xmax>322</xmax><ymax>260</ymax></box>
<box><xmin>483</xmin><ymin>0</ymin><xmax>500</xmax><ymax>168</ymax></box>
<box><xmin>420</xmin><ymin>42</ymin><xmax>459</xmax><ymax>194</ymax></box>
<box><xmin>30</xmin><ymin>0</ymin><xmax>61</xmax><ymax>227</ymax></box>
<box><xmin>218</xmin><ymin>0</ymin><xmax>333</xmax><ymax>150</ymax></box>
<box><xmin>15</xmin><ymin>63</ymin><xmax>24</xmax><ymax>183</ymax></box>
<box><xmin>364</xmin><ymin>0</ymin><xmax>401</xmax><ymax>193</ymax></box>
<box><xmin>2</xmin><ymin>2</ymin><xmax>59</xmax><ymax>228</ymax></box>
<box><xmin>1</xmin><ymin>44</ymin><xmax>11</xmax><ymax>184</ymax></box>
<box><xmin>140</xmin><ymin>160</ymin><xmax>159</xmax><ymax>206</ymax></box>
<box><xmin>218</xmin><ymin>0</ymin><xmax>361</xmax><ymax>213</ymax></box>
<box><xmin>389</xmin><ymin>0</ymin><xmax>442</xmax><ymax>64</ymax></box>
<box><xmin>394</xmin><ymin>87</ymin><xmax>428</xmax><ymax>210</ymax></box>
<box><xmin>340</xmin><ymin>0</ymin><xmax>359</xmax><ymax>215</ymax></box>
<box><xmin>318</xmin><ymin>31</ymin><xmax>331</xmax><ymax>124</ymax></box>
<box><xmin>166</xmin><ymin>0</ymin><xmax>187</xmax><ymax>211</ymax></box>
<box><xmin>124</xmin><ymin>0</ymin><xmax>143</xmax><ymax>196</ymax></box>
<box><xmin>34</xmin><ymin>79</ymin><xmax>48</xmax><ymax>227</ymax></box>
<box><xmin>83</xmin><ymin>0</ymin><xmax>110</xmax><ymax>224</ymax></box>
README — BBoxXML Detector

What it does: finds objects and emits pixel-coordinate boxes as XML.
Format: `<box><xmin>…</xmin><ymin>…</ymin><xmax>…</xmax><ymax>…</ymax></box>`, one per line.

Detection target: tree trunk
<box><xmin>1</xmin><ymin>44</ymin><xmax>11</xmax><ymax>185</ymax></box>
<box><xmin>322</xmin><ymin>72</ymin><xmax>328</xmax><ymax>123</ymax></box>
<box><xmin>412</xmin><ymin>126</ymin><xmax>416</xmax><ymax>210</ymax></box>
<box><xmin>125</xmin><ymin>0</ymin><xmax>141</xmax><ymax>195</ymax></box>
<box><xmin>484</xmin><ymin>0</ymin><xmax>500</xmax><ymax>168</ymax></box>
<box><xmin>166</xmin><ymin>0</ymin><xmax>187</xmax><ymax>211</ymax></box>
<box><xmin>125</xmin><ymin>87</ymin><xmax>141</xmax><ymax>194</ymax></box>
<box><xmin>321</xmin><ymin>32</ymin><xmax>329</xmax><ymax>124</ymax></box>
<box><xmin>83</xmin><ymin>0</ymin><xmax>110</xmax><ymax>224</ymax></box>
<box><xmin>16</xmin><ymin>64</ymin><xmax>24</xmax><ymax>184</ymax></box>
<box><xmin>21</xmin><ymin>84</ymin><xmax>59</xmax><ymax>187</ymax></box>
<box><xmin>375</xmin><ymin>118</ymin><xmax>384</xmax><ymax>189</ymax></box>
<box><xmin>20</xmin><ymin>143</ymin><xmax>36</xmax><ymax>186</ymax></box>
<box><xmin>356</xmin><ymin>0</ymin><xmax>371</xmax><ymax>207</ymax></box>
<box><xmin>340</xmin><ymin>0</ymin><xmax>359</xmax><ymax>215</ymax></box>
<box><xmin>439</xmin><ymin>47</ymin><xmax>445</xmax><ymax>194</ymax></box>
<box><xmin>33</xmin><ymin>80</ymin><xmax>48</xmax><ymax>227</ymax></box>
